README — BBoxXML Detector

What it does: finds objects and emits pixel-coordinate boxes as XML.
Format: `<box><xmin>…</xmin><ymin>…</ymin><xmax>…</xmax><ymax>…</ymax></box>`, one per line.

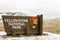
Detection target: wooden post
<box><xmin>37</xmin><ymin>15</ymin><xmax>43</xmax><ymax>35</ymax></box>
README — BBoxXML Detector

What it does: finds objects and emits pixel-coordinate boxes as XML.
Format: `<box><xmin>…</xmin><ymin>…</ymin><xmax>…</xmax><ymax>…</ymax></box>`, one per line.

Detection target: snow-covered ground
<box><xmin>0</xmin><ymin>12</ymin><xmax>27</xmax><ymax>22</ymax></box>
<box><xmin>0</xmin><ymin>31</ymin><xmax>60</xmax><ymax>40</ymax></box>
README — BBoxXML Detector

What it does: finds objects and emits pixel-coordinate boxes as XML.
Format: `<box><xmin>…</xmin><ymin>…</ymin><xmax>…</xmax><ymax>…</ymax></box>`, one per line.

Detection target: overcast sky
<box><xmin>0</xmin><ymin>0</ymin><xmax>60</xmax><ymax>20</ymax></box>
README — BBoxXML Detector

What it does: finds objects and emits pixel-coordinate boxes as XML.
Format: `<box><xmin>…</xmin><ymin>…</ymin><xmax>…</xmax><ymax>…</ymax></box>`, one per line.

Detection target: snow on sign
<box><xmin>2</xmin><ymin>15</ymin><xmax>43</xmax><ymax>36</ymax></box>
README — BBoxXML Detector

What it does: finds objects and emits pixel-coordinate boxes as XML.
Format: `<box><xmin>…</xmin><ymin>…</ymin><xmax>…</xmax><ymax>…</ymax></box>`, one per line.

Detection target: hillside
<box><xmin>0</xmin><ymin>18</ymin><xmax>60</xmax><ymax>34</ymax></box>
<box><xmin>43</xmin><ymin>19</ymin><xmax>60</xmax><ymax>34</ymax></box>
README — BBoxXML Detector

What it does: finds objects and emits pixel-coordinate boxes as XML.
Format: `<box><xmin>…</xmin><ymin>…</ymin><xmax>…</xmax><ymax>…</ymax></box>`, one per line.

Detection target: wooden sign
<box><xmin>2</xmin><ymin>15</ymin><xmax>43</xmax><ymax>36</ymax></box>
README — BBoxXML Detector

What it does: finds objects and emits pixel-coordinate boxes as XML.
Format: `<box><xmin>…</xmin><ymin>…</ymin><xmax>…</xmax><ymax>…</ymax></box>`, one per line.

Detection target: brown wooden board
<box><xmin>27</xmin><ymin>17</ymin><xmax>39</xmax><ymax>35</ymax></box>
<box><xmin>2</xmin><ymin>15</ymin><xmax>43</xmax><ymax>36</ymax></box>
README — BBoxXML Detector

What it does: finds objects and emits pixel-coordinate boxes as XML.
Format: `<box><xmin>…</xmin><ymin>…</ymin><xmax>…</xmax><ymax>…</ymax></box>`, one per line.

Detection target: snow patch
<box><xmin>0</xmin><ymin>31</ymin><xmax>60</xmax><ymax>40</ymax></box>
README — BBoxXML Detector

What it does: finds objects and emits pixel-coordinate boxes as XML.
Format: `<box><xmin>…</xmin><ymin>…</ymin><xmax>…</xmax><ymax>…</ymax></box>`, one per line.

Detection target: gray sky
<box><xmin>0</xmin><ymin>0</ymin><xmax>60</xmax><ymax>20</ymax></box>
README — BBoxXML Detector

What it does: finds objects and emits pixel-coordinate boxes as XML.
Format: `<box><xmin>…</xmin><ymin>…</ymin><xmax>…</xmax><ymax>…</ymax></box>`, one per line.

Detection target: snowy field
<box><xmin>0</xmin><ymin>31</ymin><xmax>60</xmax><ymax>40</ymax></box>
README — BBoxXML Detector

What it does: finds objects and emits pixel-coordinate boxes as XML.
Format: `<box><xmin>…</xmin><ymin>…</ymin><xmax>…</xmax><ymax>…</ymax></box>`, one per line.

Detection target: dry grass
<box><xmin>43</xmin><ymin>19</ymin><xmax>60</xmax><ymax>34</ymax></box>
<box><xmin>0</xmin><ymin>22</ymin><xmax>4</xmax><ymax>31</ymax></box>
